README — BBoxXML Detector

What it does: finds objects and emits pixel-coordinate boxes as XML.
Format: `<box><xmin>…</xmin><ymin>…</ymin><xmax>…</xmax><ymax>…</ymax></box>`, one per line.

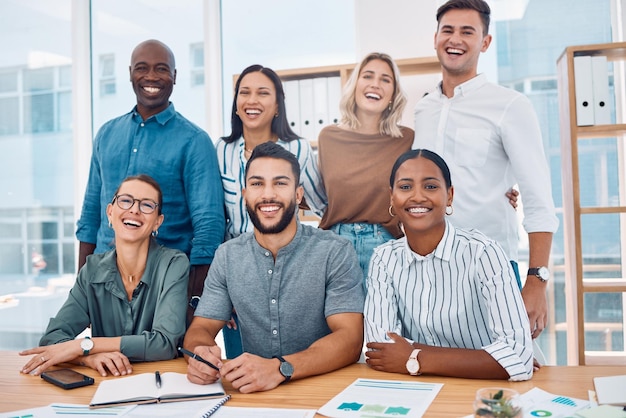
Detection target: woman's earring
<box><xmin>108</xmin><ymin>219</ymin><xmax>112</xmax><ymax>228</ymax></box>
<box><xmin>152</xmin><ymin>229</ymin><xmax>159</xmax><ymax>237</ymax></box>
<box><xmin>388</xmin><ymin>101</ymin><xmax>392</xmax><ymax>111</ymax></box>
<box><xmin>274</xmin><ymin>113</ymin><xmax>279</xmax><ymax>118</ymax></box>
<box><xmin>388</xmin><ymin>205</ymin><xmax>396</xmax><ymax>217</ymax></box>
<box><xmin>445</xmin><ymin>205</ymin><xmax>453</xmax><ymax>216</ymax></box>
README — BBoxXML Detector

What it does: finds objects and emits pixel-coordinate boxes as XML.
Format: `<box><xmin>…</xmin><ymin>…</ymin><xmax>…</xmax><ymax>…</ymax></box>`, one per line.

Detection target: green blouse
<box><xmin>40</xmin><ymin>240</ymin><xmax>189</xmax><ymax>361</ymax></box>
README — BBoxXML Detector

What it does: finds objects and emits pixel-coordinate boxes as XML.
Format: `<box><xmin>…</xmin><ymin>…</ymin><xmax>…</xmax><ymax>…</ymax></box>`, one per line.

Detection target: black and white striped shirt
<box><xmin>364</xmin><ymin>220</ymin><xmax>533</xmax><ymax>381</ymax></box>
<box><xmin>216</xmin><ymin>136</ymin><xmax>327</xmax><ymax>239</ymax></box>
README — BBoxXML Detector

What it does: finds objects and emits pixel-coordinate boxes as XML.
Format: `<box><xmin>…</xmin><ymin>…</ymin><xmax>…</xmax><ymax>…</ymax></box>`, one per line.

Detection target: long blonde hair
<box><xmin>339</xmin><ymin>52</ymin><xmax>407</xmax><ymax>138</ymax></box>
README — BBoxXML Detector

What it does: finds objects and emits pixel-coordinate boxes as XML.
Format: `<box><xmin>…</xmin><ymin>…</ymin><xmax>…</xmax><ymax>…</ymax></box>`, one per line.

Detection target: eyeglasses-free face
<box><xmin>113</xmin><ymin>194</ymin><xmax>159</xmax><ymax>214</ymax></box>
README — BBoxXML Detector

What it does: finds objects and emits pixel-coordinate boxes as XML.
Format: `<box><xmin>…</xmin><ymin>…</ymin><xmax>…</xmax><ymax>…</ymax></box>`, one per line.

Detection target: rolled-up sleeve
<box><xmin>479</xmin><ymin>243</ymin><xmax>534</xmax><ymax>381</ymax></box>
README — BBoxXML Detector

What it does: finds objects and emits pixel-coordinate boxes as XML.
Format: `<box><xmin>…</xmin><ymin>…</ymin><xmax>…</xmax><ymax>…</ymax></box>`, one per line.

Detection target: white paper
<box><xmin>317</xmin><ymin>378</ymin><xmax>443</xmax><ymax>418</ymax></box>
<box><xmin>0</xmin><ymin>403</ymin><xmax>135</xmax><ymax>418</ymax></box>
<box><xmin>213</xmin><ymin>406</ymin><xmax>317</xmax><ymax>417</ymax></box>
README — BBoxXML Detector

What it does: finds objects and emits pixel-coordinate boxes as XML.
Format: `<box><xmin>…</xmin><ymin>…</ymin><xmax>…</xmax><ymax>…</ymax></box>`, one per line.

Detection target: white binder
<box><xmin>326</xmin><ymin>76</ymin><xmax>342</xmax><ymax>126</ymax></box>
<box><xmin>313</xmin><ymin>77</ymin><xmax>329</xmax><ymax>139</ymax></box>
<box><xmin>573</xmin><ymin>55</ymin><xmax>594</xmax><ymax>126</ymax></box>
<box><xmin>298</xmin><ymin>78</ymin><xmax>316</xmax><ymax>142</ymax></box>
<box><xmin>283</xmin><ymin>80</ymin><xmax>302</xmax><ymax>136</ymax></box>
<box><xmin>591</xmin><ymin>55</ymin><xmax>611</xmax><ymax>125</ymax></box>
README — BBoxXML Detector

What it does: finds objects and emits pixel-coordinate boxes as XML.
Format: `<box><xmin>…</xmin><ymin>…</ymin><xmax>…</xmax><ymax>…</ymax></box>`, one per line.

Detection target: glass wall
<box><xmin>0</xmin><ymin>0</ymin><xmax>623</xmax><ymax>367</ymax></box>
<box><xmin>0</xmin><ymin>0</ymin><xmax>74</xmax><ymax>349</ymax></box>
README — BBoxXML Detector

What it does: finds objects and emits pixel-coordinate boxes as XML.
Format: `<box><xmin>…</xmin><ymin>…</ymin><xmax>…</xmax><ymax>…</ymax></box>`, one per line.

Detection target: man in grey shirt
<box><xmin>183</xmin><ymin>141</ymin><xmax>364</xmax><ymax>393</ymax></box>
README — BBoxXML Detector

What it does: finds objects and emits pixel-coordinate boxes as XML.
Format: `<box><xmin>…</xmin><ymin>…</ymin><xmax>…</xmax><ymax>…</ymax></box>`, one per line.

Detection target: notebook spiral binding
<box><xmin>201</xmin><ymin>394</ymin><xmax>231</xmax><ymax>418</ymax></box>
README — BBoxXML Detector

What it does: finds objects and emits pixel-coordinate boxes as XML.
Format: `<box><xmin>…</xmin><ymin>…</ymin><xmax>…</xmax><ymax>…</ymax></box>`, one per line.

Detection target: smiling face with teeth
<box><xmin>106</xmin><ymin>178</ymin><xmax>164</xmax><ymax>246</ymax></box>
<box><xmin>434</xmin><ymin>8</ymin><xmax>492</xmax><ymax>86</ymax></box>
<box><xmin>354</xmin><ymin>58</ymin><xmax>395</xmax><ymax>122</ymax></box>
<box><xmin>129</xmin><ymin>40</ymin><xmax>177</xmax><ymax>120</ymax></box>
<box><xmin>236</xmin><ymin>71</ymin><xmax>279</xmax><ymax>139</ymax></box>
<box><xmin>243</xmin><ymin>156</ymin><xmax>303</xmax><ymax>237</ymax></box>
<box><xmin>390</xmin><ymin>153</ymin><xmax>454</xmax><ymax>255</ymax></box>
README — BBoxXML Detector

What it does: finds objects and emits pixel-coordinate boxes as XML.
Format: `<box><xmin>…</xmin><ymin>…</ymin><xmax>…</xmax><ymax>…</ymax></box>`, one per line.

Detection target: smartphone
<box><xmin>41</xmin><ymin>368</ymin><xmax>95</xmax><ymax>389</ymax></box>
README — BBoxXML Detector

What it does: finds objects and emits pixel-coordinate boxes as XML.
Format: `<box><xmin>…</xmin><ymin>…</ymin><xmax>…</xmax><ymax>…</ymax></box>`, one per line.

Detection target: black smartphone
<box><xmin>41</xmin><ymin>368</ymin><xmax>95</xmax><ymax>389</ymax></box>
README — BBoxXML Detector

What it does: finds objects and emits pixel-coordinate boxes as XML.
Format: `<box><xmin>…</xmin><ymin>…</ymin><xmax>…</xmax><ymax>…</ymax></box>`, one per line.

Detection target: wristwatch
<box><xmin>80</xmin><ymin>337</ymin><xmax>94</xmax><ymax>356</ymax></box>
<box><xmin>406</xmin><ymin>348</ymin><xmax>421</xmax><ymax>376</ymax></box>
<box><xmin>528</xmin><ymin>266</ymin><xmax>550</xmax><ymax>282</ymax></box>
<box><xmin>273</xmin><ymin>355</ymin><xmax>294</xmax><ymax>383</ymax></box>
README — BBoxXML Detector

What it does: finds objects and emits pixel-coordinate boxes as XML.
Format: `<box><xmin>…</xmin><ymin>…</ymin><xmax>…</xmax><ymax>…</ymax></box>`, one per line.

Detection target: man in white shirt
<box><xmin>413</xmin><ymin>0</ymin><xmax>559</xmax><ymax>338</ymax></box>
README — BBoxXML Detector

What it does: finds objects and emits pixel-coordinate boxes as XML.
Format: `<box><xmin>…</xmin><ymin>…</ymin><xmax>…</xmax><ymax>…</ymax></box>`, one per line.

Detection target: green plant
<box><xmin>475</xmin><ymin>389</ymin><xmax>522</xmax><ymax>418</ymax></box>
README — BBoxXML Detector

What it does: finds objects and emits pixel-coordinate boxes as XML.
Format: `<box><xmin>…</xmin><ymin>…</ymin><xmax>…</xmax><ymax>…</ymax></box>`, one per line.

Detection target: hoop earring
<box><xmin>388</xmin><ymin>205</ymin><xmax>396</xmax><ymax>217</ymax></box>
<box><xmin>445</xmin><ymin>205</ymin><xmax>453</xmax><ymax>216</ymax></box>
<box><xmin>152</xmin><ymin>229</ymin><xmax>159</xmax><ymax>237</ymax></box>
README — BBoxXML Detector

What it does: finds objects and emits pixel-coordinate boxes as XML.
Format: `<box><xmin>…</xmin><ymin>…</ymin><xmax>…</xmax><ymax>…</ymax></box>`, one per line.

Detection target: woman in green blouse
<box><xmin>20</xmin><ymin>174</ymin><xmax>189</xmax><ymax>377</ymax></box>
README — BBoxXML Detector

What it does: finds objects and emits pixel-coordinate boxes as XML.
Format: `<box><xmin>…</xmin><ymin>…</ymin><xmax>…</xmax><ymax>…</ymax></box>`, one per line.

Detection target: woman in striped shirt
<box><xmin>217</xmin><ymin>64</ymin><xmax>326</xmax><ymax>241</ymax></box>
<box><xmin>215</xmin><ymin>65</ymin><xmax>327</xmax><ymax>358</ymax></box>
<box><xmin>364</xmin><ymin>149</ymin><xmax>533</xmax><ymax>381</ymax></box>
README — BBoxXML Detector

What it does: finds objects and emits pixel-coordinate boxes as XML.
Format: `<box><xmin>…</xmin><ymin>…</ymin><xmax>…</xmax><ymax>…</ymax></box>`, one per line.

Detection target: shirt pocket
<box><xmin>453</xmin><ymin>128</ymin><xmax>491</xmax><ymax>168</ymax></box>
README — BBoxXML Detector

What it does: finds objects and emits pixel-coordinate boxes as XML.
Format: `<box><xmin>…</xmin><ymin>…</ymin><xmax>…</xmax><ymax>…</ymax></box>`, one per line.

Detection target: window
<box><xmin>190</xmin><ymin>43</ymin><xmax>204</xmax><ymax>87</ymax></box>
<box><xmin>99</xmin><ymin>54</ymin><xmax>116</xmax><ymax>96</ymax></box>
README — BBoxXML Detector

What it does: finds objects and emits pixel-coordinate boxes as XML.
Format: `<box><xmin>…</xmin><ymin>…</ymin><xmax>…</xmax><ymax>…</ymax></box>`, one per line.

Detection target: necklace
<box><xmin>117</xmin><ymin>261</ymin><xmax>145</xmax><ymax>284</ymax></box>
<box><xmin>244</xmin><ymin>146</ymin><xmax>253</xmax><ymax>153</ymax></box>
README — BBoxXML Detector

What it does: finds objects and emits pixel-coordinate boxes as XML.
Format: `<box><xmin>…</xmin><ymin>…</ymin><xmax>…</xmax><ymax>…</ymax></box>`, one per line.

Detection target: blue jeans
<box><xmin>330</xmin><ymin>223</ymin><xmax>395</xmax><ymax>290</ymax></box>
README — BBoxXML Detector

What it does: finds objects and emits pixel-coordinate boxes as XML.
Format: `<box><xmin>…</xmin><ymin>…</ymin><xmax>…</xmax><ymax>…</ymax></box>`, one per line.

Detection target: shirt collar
<box><xmin>437</xmin><ymin>73</ymin><xmax>487</xmax><ymax>98</ymax></box>
<box><xmin>402</xmin><ymin>220</ymin><xmax>456</xmax><ymax>263</ymax></box>
<box><xmin>131</xmin><ymin>102</ymin><xmax>175</xmax><ymax>126</ymax></box>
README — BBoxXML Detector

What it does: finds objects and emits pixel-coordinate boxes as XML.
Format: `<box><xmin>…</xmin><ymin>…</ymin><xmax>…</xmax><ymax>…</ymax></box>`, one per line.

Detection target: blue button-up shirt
<box><xmin>76</xmin><ymin>103</ymin><xmax>225</xmax><ymax>265</ymax></box>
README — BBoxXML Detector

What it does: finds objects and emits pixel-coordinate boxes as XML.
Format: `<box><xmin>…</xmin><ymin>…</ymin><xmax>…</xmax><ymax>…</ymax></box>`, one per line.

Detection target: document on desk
<box><xmin>317</xmin><ymin>378</ymin><xmax>443</xmax><ymax>418</ymax></box>
<box><xmin>593</xmin><ymin>374</ymin><xmax>626</xmax><ymax>406</ymax></box>
<box><xmin>0</xmin><ymin>403</ymin><xmax>134</xmax><ymax>418</ymax></box>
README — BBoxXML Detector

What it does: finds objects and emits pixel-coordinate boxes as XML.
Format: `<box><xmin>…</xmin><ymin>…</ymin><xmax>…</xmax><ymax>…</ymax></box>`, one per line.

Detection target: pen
<box><xmin>155</xmin><ymin>370</ymin><xmax>161</xmax><ymax>388</ymax></box>
<box><xmin>178</xmin><ymin>346</ymin><xmax>220</xmax><ymax>371</ymax></box>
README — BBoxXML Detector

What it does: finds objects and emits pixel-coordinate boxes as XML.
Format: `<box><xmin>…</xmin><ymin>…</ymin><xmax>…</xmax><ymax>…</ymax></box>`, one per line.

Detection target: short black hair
<box><xmin>389</xmin><ymin>149</ymin><xmax>452</xmax><ymax>189</ymax></box>
<box><xmin>245</xmin><ymin>141</ymin><xmax>301</xmax><ymax>187</ymax></box>
<box><xmin>436</xmin><ymin>0</ymin><xmax>491</xmax><ymax>35</ymax></box>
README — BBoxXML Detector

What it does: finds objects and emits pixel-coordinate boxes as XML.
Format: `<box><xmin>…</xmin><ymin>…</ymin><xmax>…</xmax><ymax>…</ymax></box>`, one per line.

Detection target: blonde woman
<box><xmin>317</xmin><ymin>52</ymin><xmax>413</xmax><ymax>284</ymax></box>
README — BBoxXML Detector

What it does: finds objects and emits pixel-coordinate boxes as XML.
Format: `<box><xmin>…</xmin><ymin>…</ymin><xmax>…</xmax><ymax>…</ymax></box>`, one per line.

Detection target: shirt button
<box><xmin>133</xmin><ymin>148</ymin><xmax>138</xmax><ymax>153</ymax></box>
<box><xmin>271</xmin><ymin>299</ymin><xmax>276</xmax><ymax>304</ymax></box>
<box><xmin>272</xmin><ymin>329</ymin><xmax>278</xmax><ymax>335</ymax></box>
<box><xmin>264</xmin><ymin>251</ymin><xmax>270</xmax><ymax>257</ymax></box>
<box><xmin>268</xmin><ymin>269</ymin><xmax>272</xmax><ymax>274</ymax></box>
<box><xmin>140</xmin><ymin>122</ymin><xmax>145</xmax><ymax>127</ymax></box>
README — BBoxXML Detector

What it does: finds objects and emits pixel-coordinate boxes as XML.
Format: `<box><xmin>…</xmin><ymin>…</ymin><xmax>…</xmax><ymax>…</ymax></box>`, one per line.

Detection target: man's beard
<box><xmin>246</xmin><ymin>199</ymin><xmax>297</xmax><ymax>234</ymax></box>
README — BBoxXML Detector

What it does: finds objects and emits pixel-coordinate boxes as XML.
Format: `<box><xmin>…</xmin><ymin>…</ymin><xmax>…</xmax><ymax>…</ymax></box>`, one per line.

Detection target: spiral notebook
<box><xmin>198</xmin><ymin>395</ymin><xmax>231</xmax><ymax>417</ymax></box>
<box><xmin>124</xmin><ymin>396</ymin><xmax>231</xmax><ymax>417</ymax></box>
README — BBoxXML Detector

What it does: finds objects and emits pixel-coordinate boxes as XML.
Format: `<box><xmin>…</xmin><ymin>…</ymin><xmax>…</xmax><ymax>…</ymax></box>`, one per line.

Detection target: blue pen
<box><xmin>155</xmin><ymin>370</ymin><xmax>161</xmax><ymax>388</ymax></box>
<box><xmin>178</xmin><ymin>346</ymin><xmax>220</xmax><ymax>371</ymax></box>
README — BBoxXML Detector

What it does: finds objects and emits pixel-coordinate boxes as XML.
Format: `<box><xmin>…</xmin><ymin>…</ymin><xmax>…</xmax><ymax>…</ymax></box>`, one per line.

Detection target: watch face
<box><xmin>538</xmin><ymin>266</ymin><xmax>550</xmax><ymax>280</ymax></box>
<box><xmin>279</xmin><ymin>361</ymin><xmax>294</xmax><ymax>378</ymax></box>
<box><xmin>81</xmin><ymin>338</ymin><xmax>93</xmax><ymax>350</ymax></box>
<box><xmin>406</xmin><ymin>358</ymin><xmax>420</xmax><ymax>374</ymax></box>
